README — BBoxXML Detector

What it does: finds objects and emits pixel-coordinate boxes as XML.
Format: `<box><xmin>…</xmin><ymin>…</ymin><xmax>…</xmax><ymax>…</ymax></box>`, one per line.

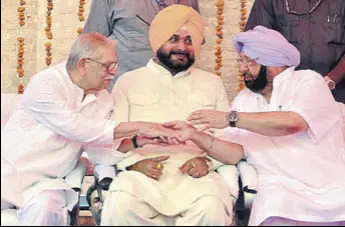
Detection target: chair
<box><xmin>1</xmin><ymin>93</ymin><xmax>89</xmax><ymax>226</ymax></box>
<box><xmin>86</xmin><ymin>161</ymin><xmax>258</xmax><ymax>226</ymax></box>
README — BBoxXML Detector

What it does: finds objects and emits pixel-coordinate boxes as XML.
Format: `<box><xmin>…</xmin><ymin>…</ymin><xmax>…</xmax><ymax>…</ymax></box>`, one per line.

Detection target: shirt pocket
<box><xmin>324</xmin><ymin>13</ymin><xmax>345</xmax><ymax>45</ymax></box>
<box><xmin>188</xmin><ymin>93</ymin><xmax>216</xmax><ymax>111</ymax></box>
<box><xmin>128</xmin><ymin>92</ymin><xmax>160</xmax><ymax>120</ymax></box>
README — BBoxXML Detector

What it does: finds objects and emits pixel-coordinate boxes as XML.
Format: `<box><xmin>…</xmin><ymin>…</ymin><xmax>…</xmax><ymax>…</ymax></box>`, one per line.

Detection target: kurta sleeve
<box><xmin>83</xmin><ymin>0</ymin><xmax>115</xmax><ymax>37</ymax></box>
<box><xmin>205</xmin><ymin>76</ymin><xmax>231</xmax><ymax>170</ymax></box>
<box><xmin>21</xmin><ymin>75</ymin><xmax>117</xmax><ymax>144</ymax></box>
<box><xmin>245</xmin><ymin>0</ymin><xmax>276</xmax><ymax>31</ymax></box>
<box><xmin>285</xmin><ymin>74</ymin><xmax>340</xmax><ymax>143</ymax></box>
<box><xmin>80</xmin><ymin>90</ymin><xmax>130</xmax><ymax>165</ymax></box>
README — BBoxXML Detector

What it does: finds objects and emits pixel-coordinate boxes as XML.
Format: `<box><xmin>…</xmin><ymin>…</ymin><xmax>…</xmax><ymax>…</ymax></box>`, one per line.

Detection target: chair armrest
<box><xmin>65</xmin><ymin>157</ymin><xmax>90</xmax><ymax>192</ymax></box>
<box><xmin>237</xmin><ymin>160</ymin><xmax>258</xmax><ymax>209</ymax></box>
<box><xmin>216</xmin><ymin>165</ymin><xmax>239</xmax><ymax>205</ymax></box>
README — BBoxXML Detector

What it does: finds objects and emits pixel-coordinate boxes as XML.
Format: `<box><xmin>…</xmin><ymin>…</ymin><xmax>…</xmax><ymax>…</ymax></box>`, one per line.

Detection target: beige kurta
<box><xmin>105</xmin><ymin>59</ymin><xmax>233</xmax><ymax>217</ymax></box>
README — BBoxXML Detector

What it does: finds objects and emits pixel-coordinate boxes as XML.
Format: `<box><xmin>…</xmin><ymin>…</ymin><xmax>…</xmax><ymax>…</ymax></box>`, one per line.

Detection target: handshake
<box><xmin>135</xmin><ymin>120</ymin><xmax>198</xmax><ymax>146</ymax></box>
<box><xmin>132</xmin><ymin>109</ymin><xmax>229</xmax><ymax>146</ymax></box>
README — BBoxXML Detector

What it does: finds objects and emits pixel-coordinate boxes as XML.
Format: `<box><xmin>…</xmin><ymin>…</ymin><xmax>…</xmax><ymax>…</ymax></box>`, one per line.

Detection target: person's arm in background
<box><xmin>245</xmin><ymin>0</ymin><xmax>276</xmax><ymax>31</ymax></box>
<box><xmin>326</xmin><ymin>54</ymin><xmax>345</xmax><ymax>87</ymax></box>
<box><xmin>190</xmin><ymin>0</ymin><xmax>200</xmax><ymax>13</ymax></box>
<box><xmin>83</xmin><ymin>0</ymin><xmax>114</xmax><ymax>36</ymax></box>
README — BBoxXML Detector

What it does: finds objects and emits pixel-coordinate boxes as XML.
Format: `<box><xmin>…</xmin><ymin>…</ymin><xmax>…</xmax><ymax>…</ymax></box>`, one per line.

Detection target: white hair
<box><xmin>66</xmin><ymin>32</ymin><xmax>115</xmax><ymax>70</ymax></box>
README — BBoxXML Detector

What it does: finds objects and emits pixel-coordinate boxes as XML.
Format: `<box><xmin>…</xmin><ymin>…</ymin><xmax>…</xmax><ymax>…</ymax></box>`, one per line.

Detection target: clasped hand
<box><xmin>138</xmin><ymin>120</ymin><xmax>198</xmax><ymax>146</ymax></box>
<box><xmin>130</xmin><ymin>121</ymin><xmax>211</xmax><ymax>180</ymax></box>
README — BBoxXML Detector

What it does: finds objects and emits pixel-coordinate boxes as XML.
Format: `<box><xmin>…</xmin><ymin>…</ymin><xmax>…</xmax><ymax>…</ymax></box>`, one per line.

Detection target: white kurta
<box><xmin>224</xmin><ymin>67</ymin><xmax>345</xmax><ymax>225</ymax></box>
<box><xmin>104</xmin><ymin>59</ymin><xmax>233</xmax><ymax>220</ymax></box>
<box><xmin>1</xmin><ymin>62</ymin><xmax>118</xmax><ymax>210</ymax></box>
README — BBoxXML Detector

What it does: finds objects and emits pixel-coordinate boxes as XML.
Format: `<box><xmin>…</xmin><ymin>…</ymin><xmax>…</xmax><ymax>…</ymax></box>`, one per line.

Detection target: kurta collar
<box><xmin>63</xmin><ymin>61</ymin><xmax>85</xmax><ymax>103</ymax></box>
<box><xmin>273</xmin><ymin>66</ymin><xmax>296</xmax><ymax>85</ymax></box>
<box><xmin>147</xmin><ymin>58</ymin><xmax>193</xmax><ymax>79</ymax></box>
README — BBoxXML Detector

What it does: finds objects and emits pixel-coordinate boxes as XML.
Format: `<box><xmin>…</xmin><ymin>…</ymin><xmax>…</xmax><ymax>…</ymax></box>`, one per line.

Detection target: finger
<box><xmin>151</xmin><ymin>156</ymin><xmax>170</xmax><ymax>162</ymax></box>
<box><xmin>187</xmin><ymin>119</ymin><xmax>209</xmax><ymax>126</ymax></box>
<box><xmin>148</xmin><ymin>169</ymin><xmax>162</xmax><ymax>177</ymax></box>
<box><xmin>153</xmin><ymin>162</ymin><xmax>164</xmax><ymax>170</ymax></box>
<box><xmin>171</xmin><ymin>137</ymin><xmax>180</xmax><ymax>145</ymax></box>
<box><xmin>187</xmin><ymin>111</ymin><xmax>204</xmax><ymax>121</ymax></box>
<box><xmin>179</xmin><ymin>161</ymin><xmax>193</xmax><ymax>174</ymax></box>
<box><xmin>159</xmin><ymin>136</ymin><xmax>169</xmax><ymax>143</ymax></box>
<box><xmin>203</xmin><ymin>156</ymin><xmax>212</xmax><ymax>162</ymax></box>
<box><xmin>191</xmin><ymin>172</ymin><xmax>200</xmax><ymax>178</ymax></box>
<box><xmin>188</xmin><ymin>167</ymin><xmax>198</xmax><ymax>176</ymax></box>
<box><xmin>162</xmin><ymin>121</ymin><xmax>177</xmax><ymax>128</ymax></box>
<box><xmin>147</xmin><ymin>170</ymin><xmax>162</xmax><ymax>180</ymax></box>
<box><xmin>197</xmin><ymin>124</ymin><xmax>211</xmax><ymax>132</ymax></box>
<box><xmin>165</xmin><ymin>136</ymin><xmax>175</xmax><ymax>145</ymax></box>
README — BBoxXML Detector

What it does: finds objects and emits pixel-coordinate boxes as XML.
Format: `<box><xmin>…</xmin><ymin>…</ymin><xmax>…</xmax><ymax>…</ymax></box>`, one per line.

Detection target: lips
<box><xmin>173</xmin><ymin>54</ymin><xmax>188</xmax><ymax>60</ymax></box>
<box><xmin>244</xmin><ymin>75</ymin><xmax>253</xmax><ymax>81</ymax></box>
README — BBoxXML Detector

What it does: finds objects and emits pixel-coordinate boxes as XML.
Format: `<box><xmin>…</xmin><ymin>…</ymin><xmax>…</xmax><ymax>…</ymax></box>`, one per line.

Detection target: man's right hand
<box><xmin>138</xmin><ymin>122</ymin><xmax>181</xmax><ymax>144</ymax></box>
<box><xmin>127</xmin><ymin>156</ymin><xmax>170</xmax><ymax>181</ymax></box>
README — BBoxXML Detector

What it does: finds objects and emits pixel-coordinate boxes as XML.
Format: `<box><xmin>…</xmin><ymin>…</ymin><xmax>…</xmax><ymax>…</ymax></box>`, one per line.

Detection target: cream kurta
<box><xmin>105</xmin><ymin>59</ymin><xmax>233</xmax><ymax>218</ymax></box>
<box><xmin>1</xmin><ymin>62</ymin><xmax>118</xmax><ymax>210</ymax></box>
<box><xmin>225</xmin><ymin>67</ymin><xmax>345</xmax><ymax>225</ymax></box>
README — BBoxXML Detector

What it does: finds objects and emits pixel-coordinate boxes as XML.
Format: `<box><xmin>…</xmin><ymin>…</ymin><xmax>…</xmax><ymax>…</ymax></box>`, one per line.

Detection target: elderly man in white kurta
<box><xmin>187</xmin><ymin>26</ymin><xmax>345</xmax><ymax>226</ymax></box>
<box><xmin>100</xmin><ymin>5</ymin><xmax>237</xmax><ymax>226</ymax></box>
<box><xmin>1</xmin><ymin>33</ymin><xmax>178</xmax><ymax>226</ymax></box>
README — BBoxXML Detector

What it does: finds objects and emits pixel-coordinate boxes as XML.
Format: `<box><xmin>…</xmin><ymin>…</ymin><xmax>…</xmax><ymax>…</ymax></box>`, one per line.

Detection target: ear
<box><xmin>77</xmin><ymin>58</ymin><xmax>87</xmax><ymax>77</ymax></box>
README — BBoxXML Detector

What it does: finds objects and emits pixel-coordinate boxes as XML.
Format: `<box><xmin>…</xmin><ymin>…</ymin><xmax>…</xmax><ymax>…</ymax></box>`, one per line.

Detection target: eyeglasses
<box><xmin>85</xmin><ymin>58</ymin><xmax>118</xmax><ymax>74</ymax></box>
<box><xmin>236</xmin><ymin>58</ymin><xmax>259</xmax><ymax>66</ymax></box>
<box><xmin>285</xmin><ymin>0</ymin><xmax>322</xmax><ymax>15</ymax></box>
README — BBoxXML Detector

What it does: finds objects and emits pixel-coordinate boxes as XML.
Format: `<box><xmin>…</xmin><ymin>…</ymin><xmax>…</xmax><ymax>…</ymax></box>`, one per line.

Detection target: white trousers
<box><xmin>260</xmin><ymin>217</ymin><xmax>345</xmax><ymax>226</ymax></box>
<box><xmin>17</xmin><ymin>190</ymin><xmax>69</xmax><ymax>226</ymax></box>
<box><xmin>101</xmin><ymin>191</ymin><xmax>231</xmax><ymax>226</ymax></box>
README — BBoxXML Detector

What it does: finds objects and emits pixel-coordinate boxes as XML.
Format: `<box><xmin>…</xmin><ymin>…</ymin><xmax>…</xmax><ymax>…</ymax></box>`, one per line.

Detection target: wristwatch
<box><xmin>228</xmin><ymin>110</ymin><xmax>238</xmax><ymax>127</ymax></box>
<box><xmin>324</xmin><ymin>75</ymin><xmax>336</xmax><ymax>90</ymax></box>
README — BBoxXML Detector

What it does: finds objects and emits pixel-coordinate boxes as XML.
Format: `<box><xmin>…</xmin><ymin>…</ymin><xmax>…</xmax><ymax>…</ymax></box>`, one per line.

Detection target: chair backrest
<box><xmin>1</xmin><ymin>93</ymin><xmax>23</xmax><ymax>129</ymax></box>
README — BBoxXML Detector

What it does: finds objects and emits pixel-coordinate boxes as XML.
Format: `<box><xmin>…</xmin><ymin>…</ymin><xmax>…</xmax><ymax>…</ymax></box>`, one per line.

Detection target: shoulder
<box><xmin>292</xmin><ymin>69</ymin><xmax>325</xmax><ymax>85</ymax></box>
<box><xmin>118</xmin><ymin>66</ymin><xmax>150</xmax><ymax>82</ymax></box>
<box><xmin>191</xmin><ymin>68</ymin><xmax>223</xmax><ymax>83</ymax></box>
<box><xmin>113</xmin><ymin>66</ymin><xmax>151</xmax><ymax>91</ymax></box>
<box><xmin>29</xmin><ymin>62</ymin><xmax>67</xmax><ymax>87</ymax></box>
<box><xmin>234</xmin><ymin>89</ymin><xmax>253</xmax><ymax>101</ymax></box>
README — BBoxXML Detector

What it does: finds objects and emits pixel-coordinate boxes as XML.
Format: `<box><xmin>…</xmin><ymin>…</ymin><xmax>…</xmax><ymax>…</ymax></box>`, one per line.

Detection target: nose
<box><xmin>107</xmin><ymin>68</ymin><xmax>117</xmax><ymax>76</ymax></box>
<box><xmin>176</xmin><ymin>40</ymin><xmax>187</xmax><ymax>51</ymax></box>
<box><xmin>239</xmin><ymin>63</ymin><xmax>249</xmax><ymax>72</ymax></box>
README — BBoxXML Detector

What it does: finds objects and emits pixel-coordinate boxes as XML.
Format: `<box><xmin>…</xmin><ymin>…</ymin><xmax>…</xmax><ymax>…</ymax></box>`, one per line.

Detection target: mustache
<box><xmin>169</xmin><ymin>50</ymin><xmax>190</xmax><ymax>58</ymax></box>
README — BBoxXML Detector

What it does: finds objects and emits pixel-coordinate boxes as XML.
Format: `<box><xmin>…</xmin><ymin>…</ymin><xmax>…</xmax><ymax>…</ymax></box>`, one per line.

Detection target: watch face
<box><xmin>228</xmin><ymin>111</ymin><xmax>238</xmax><ymax>127</ymax></box>
<box><xmin>229</xmin><ymin>111</ymin><xmax>238</xmax><ymax>121</ymax></box>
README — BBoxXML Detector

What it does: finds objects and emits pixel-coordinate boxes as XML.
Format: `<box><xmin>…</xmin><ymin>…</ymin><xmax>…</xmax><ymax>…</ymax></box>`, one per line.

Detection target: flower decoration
<box><xmin>214</xmin><ymin>0</ymin><xmax>224</xmax><ymax>77</ymax></box>
<box><xmin>44</xmin><ymin>0</ymin><xmax>53</xmax><ymax>66</ymax></box>
<box><xmin>237</xmin><ymin>0</ymin><xmax>247</xmax><ymax>91</ymax></box>
<box><xmin>17</xmin><ymin>0</ymin><xmax>26</xmax><ymax>94</ymax></box>
<box><xmin>77</xmin><ymin>0</ymin><xmax>86</xmax><ymax>36</ymax></box>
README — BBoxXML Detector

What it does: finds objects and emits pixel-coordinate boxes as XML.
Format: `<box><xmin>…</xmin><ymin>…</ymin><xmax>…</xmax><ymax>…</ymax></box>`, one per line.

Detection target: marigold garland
<box><xmin>17</xmin><ymin>0</ymin><xmax>26</xmax><ymax>94</ymax></box>
<box><xmin>77</xmin><ymin>0</ymin><xmax>86</xmax><ymax>36</ymax></box>
<box><xmin>237</xmin><ymin>0</ymin><xmax>247</xmax><ymax>92</ymax></box>
<box><xmin>214</xmin><ymin>0</ymin><xmax>224</xmax><ymax>77</ymax></box>
<box><xmin>45</xmin><ymin>0</ymin><xmax>53</xmax><ymax>66</ymax></box>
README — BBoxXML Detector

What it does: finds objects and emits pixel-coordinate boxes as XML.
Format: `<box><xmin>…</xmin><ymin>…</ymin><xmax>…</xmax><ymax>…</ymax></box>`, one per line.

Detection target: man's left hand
<box><xmin>163</xmin><ymin>120</ymin><xmax>197</xmax><ymax>142</ymax></box>
<box><xmin>179</xmin><ymin>156</ymin><xmax>211</xmax><ymax>178</ymax></box>
<box><xmin>187</xmin><ymin>110</ymin><xmax>229</xmax><ymax>131</ymax></box>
